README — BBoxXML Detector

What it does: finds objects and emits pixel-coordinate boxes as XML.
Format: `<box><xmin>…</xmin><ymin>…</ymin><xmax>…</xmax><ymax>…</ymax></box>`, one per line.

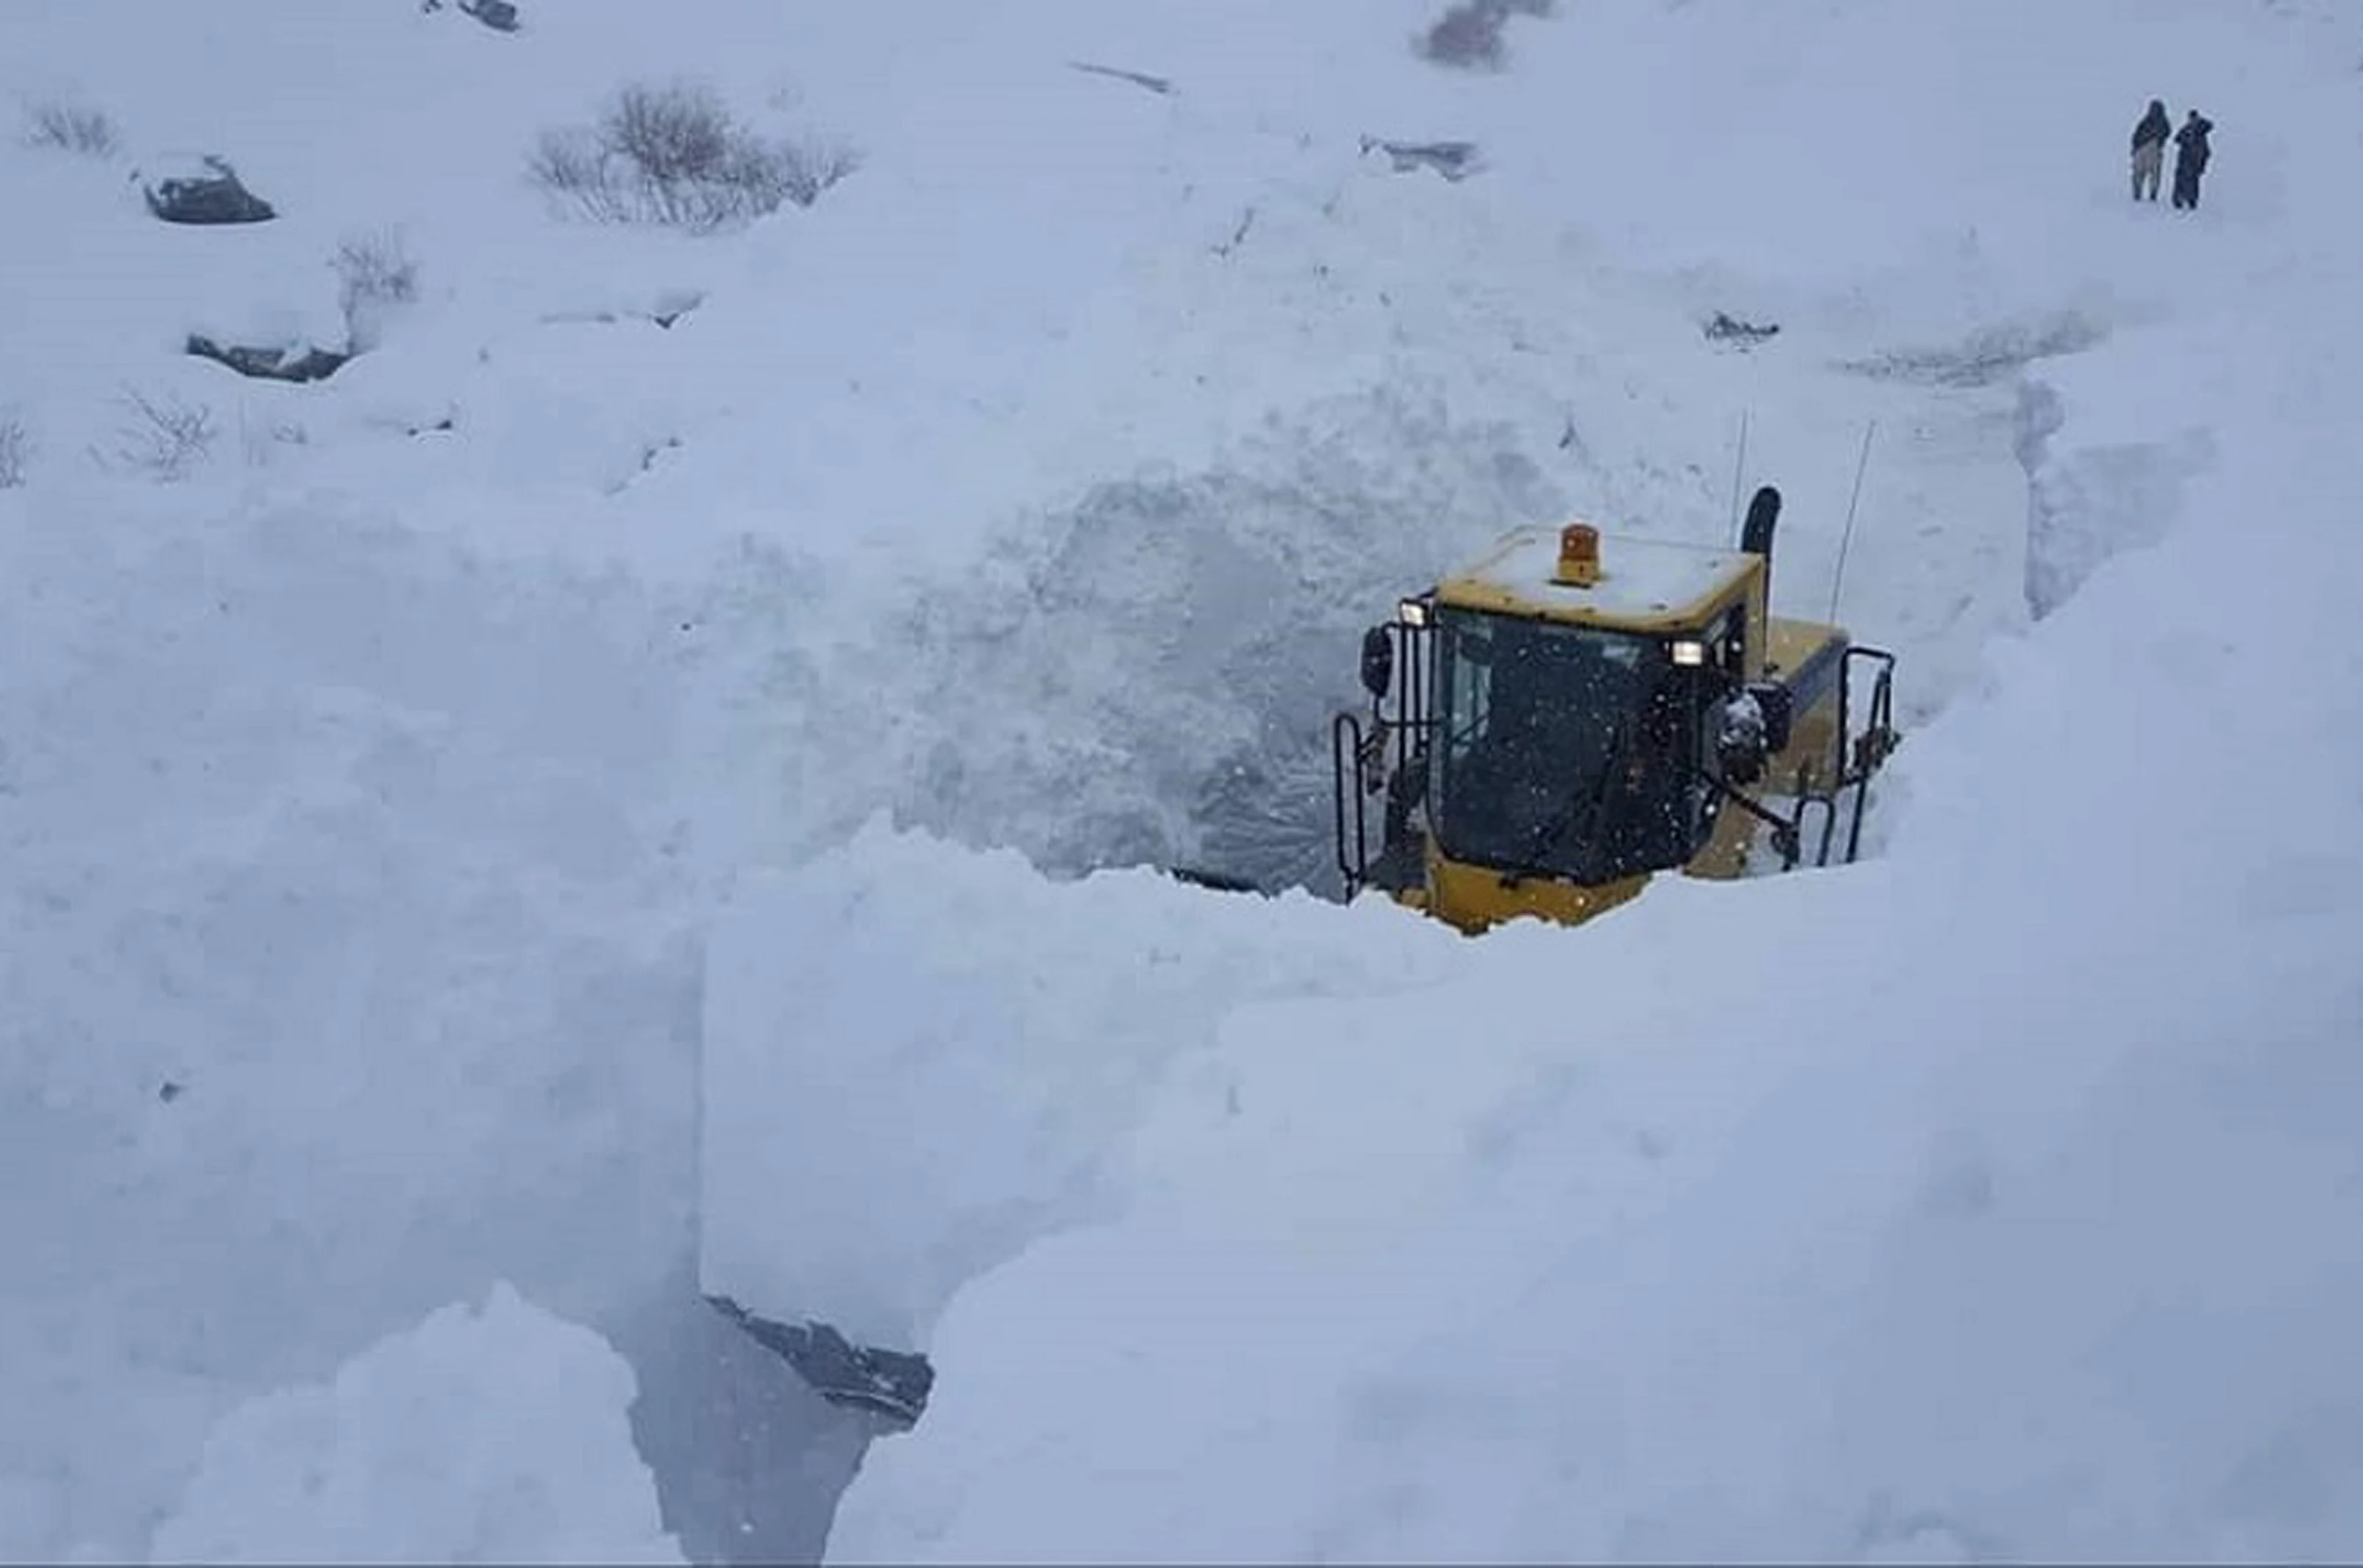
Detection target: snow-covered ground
<box><xmin>4</xmin><ymin>0</ymin><xmax>2360</xmax><ymax>1561</ymax></box>
<box><xmin>149</xmin><ymin>1283</ymin><xmax>683</xmax><ymax>1565</ymax></box>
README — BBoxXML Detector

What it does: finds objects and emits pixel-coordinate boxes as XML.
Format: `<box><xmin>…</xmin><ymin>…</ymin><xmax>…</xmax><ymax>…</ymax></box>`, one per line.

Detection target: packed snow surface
<box><xmin>149</xmin><ymin>1284</ymin><xmax>684</xmax><ymax>1566</ymax></box>
<box><xmin>2</xmin><ymin>0</ymin><xmax>2359</xmax><ymax>1561</ymax></box>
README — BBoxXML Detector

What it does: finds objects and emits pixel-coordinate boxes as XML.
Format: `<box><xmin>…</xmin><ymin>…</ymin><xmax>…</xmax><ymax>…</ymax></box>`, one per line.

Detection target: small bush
<box><xmin>332</xmin><ymin>227</ymin><xmax>419</xmax><ymax>349</ymax></box>
<box><xmin>527</xmin><ymin>129</ymin><xmax>624</xmax><ymax>221</ymax></box>
<box><xmin>0</xmin><ymin>416</ymin><xmax>29</xmax><ymax>488</ymax></box>
<box><xmin>725</xmin><ymin>133</ymin><xmax>861</xmax><ymax>214</ymax></box>
<box><xmin>527</xmin><ymin>79</ymin><xmax>859</xmax><ymax>232</ymax></box>
<box><xmin>1415</xmin><ymin>0</ymin><xmax>1554</xmax><ymax>71</ymax></box>
<box><xmin>94</xmin><ymin>387</ymin><xmax>215</xmax><ymax>482</ymax></box>
<box><xmin>608</xmin><ymin>81</ymin><xmax>733</xmax><ymax>187</ymax></box>
<box><xmin>22</xmin><ymin>99</ymin><xmax>118</xmax><ymax>156</ymax></box>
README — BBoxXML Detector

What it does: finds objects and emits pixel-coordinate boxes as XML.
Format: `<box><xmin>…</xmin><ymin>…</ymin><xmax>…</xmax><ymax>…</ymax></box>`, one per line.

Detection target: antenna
<box><xmin>1727</xmin><ymin>409</ymin><xmax>1751</xmax><ymax>543</ymax></box>
<box><xmin>1826</xmin><ymin>420</ymin><xmax>1877</xmax><ymax>625</ymax></box>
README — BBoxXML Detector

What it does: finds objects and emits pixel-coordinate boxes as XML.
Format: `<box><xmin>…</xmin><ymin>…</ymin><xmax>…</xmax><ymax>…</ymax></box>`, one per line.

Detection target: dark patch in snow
<box><xmin>1212</xmin><ymin>206</ymin><xmax>1256</xmax><ymax>259</ymax></box>
<box><xmin>424</xmin><ymin>0</ymin><xmax>521</xmax><ymax>33</ymax></box>
<box><xmin>612</xmin><ymin>1273</ymin><xmax>872</xmax><ymax>1565</ymax></box>
<box><xmin>185</xmin><ymin>335</ymin><xmax>353</xmax><ymax>385</ymax></box>
<box><xmin>1414</xmin><ymin>0</ymin><xmax>1557</xmax><ymax>72</ymax></box>
<box><xmin>1360</xmin><ymin>136</ymin><xmax>1485</xmax><ymax>181</ymax></box>
<box><xmin>605</xmin><ymin>435</ymin><xmax>684</xmax><ymax>495</ymax></box>
<box><xmin>141</xmin><ymin>157</ymin><xmax>275</xmax><ymax>225</ymax></box>
<box><xmin>1839</xmin><ymin>311</ymin><xmax>2106</xmax><ymax>389</ymax></box>
<box><xmin>1704</xmin><ymin>310</ymin><xmax>1781</xmax><ymax>348</ymax></box>
<box><xmin>1067</xmin><ymin>60</ymin><xmax>1174</xmax><ymax>96</ymax></box>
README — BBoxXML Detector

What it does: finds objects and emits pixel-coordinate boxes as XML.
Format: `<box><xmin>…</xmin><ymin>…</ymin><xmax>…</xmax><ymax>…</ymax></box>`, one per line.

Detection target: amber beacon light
<box><xmin>1553</xmin><ymin>522</ymin><xmax>1602</xmax><ymax>587</ymax></box>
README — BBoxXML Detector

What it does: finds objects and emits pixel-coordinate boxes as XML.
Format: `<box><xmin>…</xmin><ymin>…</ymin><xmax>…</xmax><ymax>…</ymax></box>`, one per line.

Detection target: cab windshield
<box><xmin>1429</xmin><ymin>607</ymin><xmax>1705</xmax><ymax>884</ymax></box>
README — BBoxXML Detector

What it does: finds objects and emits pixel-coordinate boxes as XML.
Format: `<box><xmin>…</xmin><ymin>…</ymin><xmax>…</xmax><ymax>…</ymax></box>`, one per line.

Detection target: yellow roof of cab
<box><xmin>1434</xmin><ymin>525</ymin><xmax>1758</xmax><ymax>631</ymax></box>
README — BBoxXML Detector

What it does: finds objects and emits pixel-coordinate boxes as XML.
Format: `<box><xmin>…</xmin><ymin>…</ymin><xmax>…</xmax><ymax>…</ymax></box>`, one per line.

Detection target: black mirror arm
<box><xmin>1684</xmin><ymin>761</ymin><xmax>1800</xmax><ymax>864</ymax></box>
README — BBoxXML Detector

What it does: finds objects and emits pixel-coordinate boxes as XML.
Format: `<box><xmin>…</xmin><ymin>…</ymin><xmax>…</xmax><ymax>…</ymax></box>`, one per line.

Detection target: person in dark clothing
<box><xmin>2129</xmin><ymin>99</ymin><xmax>2171</xmax><ymax>202</ymax></box>
<box><xmin>2171</xmin><ymin>110</ymin><xmax>2214</xmax><ymax>210</ymax></box>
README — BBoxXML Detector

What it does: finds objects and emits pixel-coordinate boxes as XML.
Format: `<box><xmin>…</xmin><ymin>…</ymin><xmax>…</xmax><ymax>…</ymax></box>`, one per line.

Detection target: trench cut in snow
<box><xmin>814</xmin><ymin>320</ymin><xmax>2363</xmax><ymax>1559</ymax></box>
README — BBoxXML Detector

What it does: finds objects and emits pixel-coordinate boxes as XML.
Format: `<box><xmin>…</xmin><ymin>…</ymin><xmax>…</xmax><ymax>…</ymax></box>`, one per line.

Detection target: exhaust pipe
<box><xmin>1741</xmin><ymin>484</ymin><xmax>1781</xmax><ymax>602</ymax></box>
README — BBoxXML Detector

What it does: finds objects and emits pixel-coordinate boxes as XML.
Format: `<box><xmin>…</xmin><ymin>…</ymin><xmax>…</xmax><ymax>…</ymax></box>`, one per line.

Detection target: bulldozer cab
<box><xmin>1435</xmin><ymin>612</ymin><xmax>1708</xmax><ymax>885</ymax></box>
<box><xmin>1334</xmin><ymin>488</ymin><xmax>1898</xmax><ymax>934</ymax></box>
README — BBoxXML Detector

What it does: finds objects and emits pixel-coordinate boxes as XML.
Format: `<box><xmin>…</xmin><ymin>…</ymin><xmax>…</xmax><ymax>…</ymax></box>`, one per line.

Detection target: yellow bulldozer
<box><xmin>1332</xmin><ymin>485</ymin><xmax>1900</xmax><ymax>934</ymax></box>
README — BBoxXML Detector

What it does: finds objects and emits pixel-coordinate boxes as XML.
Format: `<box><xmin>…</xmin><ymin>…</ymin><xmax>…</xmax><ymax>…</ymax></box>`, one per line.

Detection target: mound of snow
<box><xmin>699</xmin><ymin>819</ymin><xmax>1469</xmax><ymax>1353</ymax></box>
<box><xmin>151</xmin><ymin>1283</ymin><xmax>683</xmax><ymax>1565</ymax></box>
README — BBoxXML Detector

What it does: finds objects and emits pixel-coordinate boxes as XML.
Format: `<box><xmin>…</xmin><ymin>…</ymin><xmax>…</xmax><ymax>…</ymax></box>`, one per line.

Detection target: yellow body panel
<box><xmin>1765</xmin><ymin>618</ymin><xmax>1836</xmax><ymax>685</ymax></box>
<box><xmin>1411</xmin><ymin>847</ymin><xmax>1652</xmax><ymax>936</ymax></box>
<box><xmin>1760</xmin><ymin>617</ymin><xmax>1847</xmax><ymax>791</ymax></box>
<box><xmin>1685</xmin><ymin>780</ymin><xmax>1760</xmax><ymax>882</ymax></box>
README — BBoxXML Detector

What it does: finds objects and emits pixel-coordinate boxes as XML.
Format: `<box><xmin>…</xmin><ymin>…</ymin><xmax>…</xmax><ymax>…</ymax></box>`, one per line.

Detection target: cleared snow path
<box><xmin>750</xmin><ymin>191</ymin><xmax>2038</xmax><ymax>898</ymax></box>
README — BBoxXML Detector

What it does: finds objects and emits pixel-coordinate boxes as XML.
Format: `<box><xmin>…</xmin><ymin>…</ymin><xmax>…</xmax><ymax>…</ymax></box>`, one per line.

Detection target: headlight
<box><xmin>1397</xmin><ymin>596</ymin><xmax>1432</xmax><ymax>629</ymax></box>
<box><xmin>1671</xmin><ymin>638</ymin><xmax>1708</xmax><ymax>667</ymax></box>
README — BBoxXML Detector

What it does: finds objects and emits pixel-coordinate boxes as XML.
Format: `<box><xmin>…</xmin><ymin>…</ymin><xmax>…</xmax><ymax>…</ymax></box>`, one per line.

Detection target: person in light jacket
<box><xmin>2172</xmin><ymin>110</ymin><xmax>2214</xmax><ymax>210</ymax></box>
<box><xmin>2129</xmin><ymin>99</ymin><xmax>2170</xmax><ymax>202</ymax></box>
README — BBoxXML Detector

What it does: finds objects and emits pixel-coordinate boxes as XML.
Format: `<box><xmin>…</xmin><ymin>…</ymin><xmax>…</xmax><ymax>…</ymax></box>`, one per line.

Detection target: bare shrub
<box><xmin>609</xmin><ymin>81</ymin><xmax>733</xmax><ymax>185</ymax></box>
<box><xmin>0</xmin><ymin>416</ymin><xmax>29</xmax><ymax>488</ymax></box>
<box><xmin>1415</xmin><ymin>0</ymin><xmax>1554</xmax><ymax>71</ymax></box>
<box><xmin>22</xmin><ymin>99</ymin><xmax>118</xmax><ymax>156</ymax></box>
<box><xmin>94</xmin><ymin>387</ymin><xmax>215</xmax><ymax>482</ymax></box>
<box><xmin>333</xmin><ymin>229</ymin><xmax>418</xmax><ymax>309</ymax></box>
<box><xmin>331</xmin><ymin>227</ymin><xmax>420</xmax><ymax>349</ymax></box>
<box><xmin>527</xmin><ymin>79</ymin><xmax>859</xmax><ymax>232</ymax></box>
<box><xmin>770</xmin><ymin>137</ymin><xmax>861</xmax><ymax>208</ymax></box>
<box><xmin>527</xmin><ymin>127</ymin><xmax>630</xmax><ymax>223</ymax></box>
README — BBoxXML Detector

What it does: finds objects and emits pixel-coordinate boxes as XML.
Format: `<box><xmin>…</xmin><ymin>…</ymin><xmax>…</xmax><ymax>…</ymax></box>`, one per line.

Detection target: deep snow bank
<box><xmin>809</xmin><ymin>299</ymin><xmax>2363</xmax><ymax>1561</ymax></box>
<box><xmin>700</xmin><ymin>821</ymin><xmax>1467</xmax><ymax>1353</ymax></box>
<box><xmin>0</xmin><ymin>485</ymin><xmax>709</xmax><ymax>1559</ymax></box>
<box><xmin>151</xmin><ymin>1283</ymin><xmax>683</xmax><ymax>1565</ymax></box>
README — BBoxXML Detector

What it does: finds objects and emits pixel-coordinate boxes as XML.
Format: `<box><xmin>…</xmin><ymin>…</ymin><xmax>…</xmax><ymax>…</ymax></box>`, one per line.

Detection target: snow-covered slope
<box><xmin>2</xmin><ymin>0</ymin><xmax>2359</xmax><ymax>1561</ymax></box>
